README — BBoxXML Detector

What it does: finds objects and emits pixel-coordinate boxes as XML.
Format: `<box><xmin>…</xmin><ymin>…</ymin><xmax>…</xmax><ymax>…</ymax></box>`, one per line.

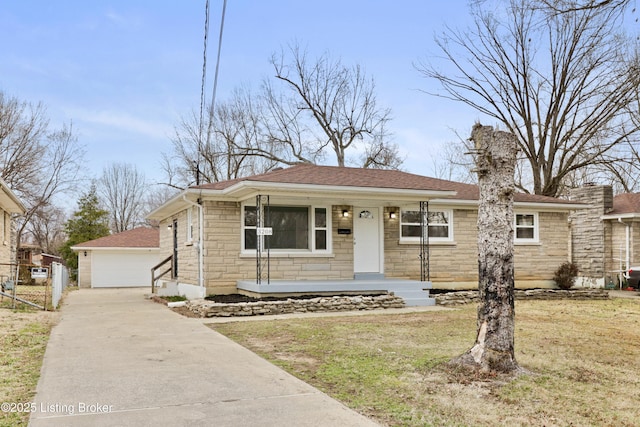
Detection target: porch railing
<box><xmin>151</xmin><ymin>255</ymin><xmax>173</xmax><ymax>294</ymax></box>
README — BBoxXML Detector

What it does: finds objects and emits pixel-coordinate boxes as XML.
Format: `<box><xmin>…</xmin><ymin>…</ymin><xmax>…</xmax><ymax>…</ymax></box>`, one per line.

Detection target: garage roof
<box><xmin>71</xmin><ymin>227</ymin><xmax>159</xmax><ymax>250</ymax></box>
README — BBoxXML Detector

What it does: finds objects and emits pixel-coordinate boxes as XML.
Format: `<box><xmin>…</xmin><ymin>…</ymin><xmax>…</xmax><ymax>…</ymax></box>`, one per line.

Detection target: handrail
<box><xmin>151</xmin><ymin>255</ymin><xmax>173</xmax><ymax>294</ymax></box>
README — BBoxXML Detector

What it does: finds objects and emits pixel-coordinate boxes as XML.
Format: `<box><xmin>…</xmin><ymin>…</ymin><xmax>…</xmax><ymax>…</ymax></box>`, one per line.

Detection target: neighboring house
<box><xmin>17</xmin><ymin>243</ymin><xmax>41</xmax><ymax>265</ymax></box>
<box><xmin>571</xmin><ymin>185</ymin><xmax>640</xmax><ymax>287</ymax></box>
<box><xmin>0</xmin><ymin>179</ymin><xmax>26</xmax><ymax>281</ymax></box>
<box><xmin>146</xmin><ymin>164</ymin><xmax>583</xmax><ymax>299</ymax></box>
<box><xmin>71</xmin><ymin>227</ymin><xmax>159</xmax><ymax>288</ymax></box>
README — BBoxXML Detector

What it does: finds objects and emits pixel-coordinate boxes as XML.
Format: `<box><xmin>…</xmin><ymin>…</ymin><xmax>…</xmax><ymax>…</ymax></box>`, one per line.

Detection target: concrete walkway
<box><xmin>29</xmin><ymin>288</ymin><xmax>380</xmax><ymax>427</ymax></box>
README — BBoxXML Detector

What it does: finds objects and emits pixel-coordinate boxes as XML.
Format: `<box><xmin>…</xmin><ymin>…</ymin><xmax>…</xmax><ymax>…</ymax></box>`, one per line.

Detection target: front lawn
<box><xmin>0</xmin><ymin>308</ymin><xmax>58</xmax><ymax>427</ymax></box>
<box><xmin>211</xmin><ymin>298</ymin><xmax>640</xmax><ymax>426</ymax></box>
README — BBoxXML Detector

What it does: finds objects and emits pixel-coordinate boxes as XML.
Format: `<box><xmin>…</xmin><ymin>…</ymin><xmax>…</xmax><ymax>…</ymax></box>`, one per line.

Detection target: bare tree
<box><xmin>0</xmin><ymin>92</ymin><xmax>48</xmax><ymax>194</ymax></box>
<box><xmin>419</xmin><ymin>0</ymin><xmax>640</xmax><ymax>197</ymax></box>
<box><xmin>453</xmin><ymin>124</ymin><xmax>520</xmax><ymax>374</ymax></box>
<box><xmin>167</xmin><ymin>88</ymin><xmax>276</xmax><ymax>188</ymax></box>
<box><xmin>0</xmin><ymin>93</ymin><xmax>84</xmax><ymax>249</ymax></box>
<box><xmin>165</xmin><ymin>46</ymin><xmax>401</xmax><ymax>188</ymax></box>
<box><xmin>269</xmin><ymin>45</ymin><xmax>400</xmax><ymax>168</ymax></box>
<box><xmin>24</xmin><ymin>204</ymin><xmax>67</xmax><ymax>255</ymax></box>
<box><xmin>98</xmin><ymin>163</ymin><xmax>148</xmax><ymax>233</ymax></box>
<box><xmin>537</xmin><ymin>0</ymin><xmax>632</xmax><ymax>13</ymax></box>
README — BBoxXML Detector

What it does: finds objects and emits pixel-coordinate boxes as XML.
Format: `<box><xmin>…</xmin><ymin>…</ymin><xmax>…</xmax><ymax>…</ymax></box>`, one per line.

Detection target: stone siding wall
<box><xmin>385</xmin><ymin>207</ymin><xmax>570</xmax><ymax>288</ymax></box>
<box><xmin>569</xmin><ymin>186</ymin><xmax>613</xmax><ymax>282</ymax></box>
<box><xmin>0</xmin><ymin>211</ymin><xmax>11</xmax><ymax>280</ymax></box>
<box><xmin>203</xmin><ymin>202</ymin><xmax>354</xmax><ymax>294</ymax></box>
<box><xmin>77</xmin><ymin>251</ymin><xmax>92</xmax><ymax>288</ymax></box>
<box><xmin>607</xmin><ymin>221</ymin><xmax>628</xmax><ymax>279</ymax></box>
<box><xmin>184</xmin><ymin>294</ymin><xmax>405</xmax><ymax>317</ymax></box>
<box><xmin>159</xmin><ymin>206</ymin><xmax>199</xmax><ymax>286</ymax></box>
<box><xmin>605</xmin><ymin>217</ymin><xmax>640</xmax><ymax>284</ymax></box>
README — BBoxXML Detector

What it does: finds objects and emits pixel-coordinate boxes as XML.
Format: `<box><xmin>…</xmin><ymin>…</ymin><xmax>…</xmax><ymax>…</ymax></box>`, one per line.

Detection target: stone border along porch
<box><xmin>435</xmin><ymin>288</ymin><xmax>610</xmax><ymax>306</ymax></box>
<box><xmin>183</xmin><ymin>294</ymin><xmax>405</xmax><ymax>317</ymax></box>
<box><xmin>159</xmin><ymin>288</ymin><xmax>612</xmax><ymax>318</ymax></box>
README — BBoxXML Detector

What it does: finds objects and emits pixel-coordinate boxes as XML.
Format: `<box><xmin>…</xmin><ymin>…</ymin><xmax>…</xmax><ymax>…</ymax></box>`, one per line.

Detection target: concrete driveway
<box><xmin>29</xmin><ymin>288</ymin><xmax>379</xmax><ymax>426</ymax></box>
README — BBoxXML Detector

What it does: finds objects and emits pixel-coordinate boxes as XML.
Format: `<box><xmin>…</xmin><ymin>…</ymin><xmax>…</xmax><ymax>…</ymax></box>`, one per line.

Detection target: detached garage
<box><xmin>72</xmin><ymin>227</ymin><xmax>160</xmax><ymax>288</ymax></box>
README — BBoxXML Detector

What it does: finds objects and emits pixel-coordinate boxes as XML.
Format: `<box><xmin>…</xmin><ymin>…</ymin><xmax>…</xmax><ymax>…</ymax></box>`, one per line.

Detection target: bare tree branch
<box><xmin>98</xmin><ymin>163</ymin><xmax>148</xmax><ymax>233</ymax></box>
<box><xmin>419</xmin><ymin>0</ymin><xmax>640</xmax><ymax>196</ymax></box>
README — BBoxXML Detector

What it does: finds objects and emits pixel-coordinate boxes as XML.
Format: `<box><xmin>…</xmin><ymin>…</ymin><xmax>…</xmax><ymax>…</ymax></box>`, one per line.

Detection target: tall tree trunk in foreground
<box><xmin>454</xmin><ymin>124</ymin><xmax>520</xmax><ymax>374</ymax></box>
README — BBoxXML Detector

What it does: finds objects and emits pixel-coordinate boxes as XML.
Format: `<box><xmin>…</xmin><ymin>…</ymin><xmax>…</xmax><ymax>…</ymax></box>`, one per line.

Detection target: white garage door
<box><xmin>91</xmin><ymin>250</ymin><xmax>160</xmax><ymax>288</ymax></box>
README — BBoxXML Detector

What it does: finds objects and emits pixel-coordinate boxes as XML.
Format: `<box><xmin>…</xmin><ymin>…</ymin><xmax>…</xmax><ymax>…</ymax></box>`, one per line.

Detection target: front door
<box><xmin>353</xmin><ymin>207</ymin><xmax>381</xmax><ymax>275</ymax></box>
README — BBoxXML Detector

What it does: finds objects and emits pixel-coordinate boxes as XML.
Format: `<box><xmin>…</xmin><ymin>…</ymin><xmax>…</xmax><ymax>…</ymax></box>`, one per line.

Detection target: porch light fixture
<box><xmin>342</xmin><ymin>209</ymin><xmax>349</xmax><ymax>218</ymax></box>
<box><xmin>167</xmin><ymin>223</ymin><xmax>172</xmax><ymax>230</ymax></box>
<box><xmin>389</xmin><ymin>212</ymin><xmax>397</xmax><ymax>220</ymax></box>
<box><xmin>83</xmin><ymin>251</ymin><xmax>87</xmax><ymax>257</ymax></box>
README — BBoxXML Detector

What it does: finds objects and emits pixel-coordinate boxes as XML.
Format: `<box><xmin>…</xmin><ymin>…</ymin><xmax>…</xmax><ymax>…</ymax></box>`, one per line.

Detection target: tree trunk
<box><xmin>453</xmin><ymin>124</ymin><xmax>520</xmax><ymax>374</ymax></box>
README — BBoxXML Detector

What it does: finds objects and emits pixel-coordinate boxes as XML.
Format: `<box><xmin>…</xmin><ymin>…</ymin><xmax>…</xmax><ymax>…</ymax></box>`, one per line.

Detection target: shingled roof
<box><xmin>609</xmin><ymin>193</ymin><xmax>640</xmax><ymax>215</ymax></box>
<box><xmin>72</xmin><ymin>227</ymin><xmax>159</xmax><ymax>249</ymax></box>
<box><xmin>192</xmin><ymin>164</ymin><xmax>575</xmax><ymax>205</ymax></box>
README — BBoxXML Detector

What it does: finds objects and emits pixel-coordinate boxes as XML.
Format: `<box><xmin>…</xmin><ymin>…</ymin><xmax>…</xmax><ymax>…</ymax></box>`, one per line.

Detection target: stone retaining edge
<box><xmin>435</xmin><ymin>288</ymin><xmax>610</xmax><ymax>306</ymax></box>
<box><xmin>185</xmin><ymin>294</ymin><xmax>406</xmax><ymax>318</ymax></box>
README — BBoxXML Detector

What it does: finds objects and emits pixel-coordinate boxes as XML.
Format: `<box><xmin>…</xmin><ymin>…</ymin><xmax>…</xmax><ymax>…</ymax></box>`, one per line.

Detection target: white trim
<box><xmin>514</xmin><ymin>212</ymin><xmax>539</xmax><ymax>244</ymax></box>
<box><xmin>71</xmin><ymin>246</ymin><xmax>158</xmax><ymax>251</ymax></box>
<box><xmin>399</xmin><ymin>207</ymin><xmax>454</xmax><ymax>243</ymax></box>
<box><xmin>602</xmin><ymin>213</ymin><xmax>640</xmax><ymax>220</ymax></box>
<box><xmin>241</xmin><ymin>202</ymin><xmax>333</xmax><ymax>255</ymax></box>
<box><xmin>429</xmin><ymin>198</ymin><xmax>588</xmax><ymax>211</ymax></box>
<box><xmin>353</xmin><ymin>206</ymin><xmax>384</xmax><ymax>275</ymax></box>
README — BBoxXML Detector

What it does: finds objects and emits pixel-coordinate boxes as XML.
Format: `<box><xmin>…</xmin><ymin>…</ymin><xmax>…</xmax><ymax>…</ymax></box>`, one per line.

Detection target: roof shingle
<box><xmin>192</xmin><ymin>164</ymin><xmax>576</xmax><ymax>205</ymax></box>
<box><xmin>73</xmin><ymin>227</ymin><xmax>159</xmax><ymax>249</ymax></box>
<box><xmin>611</xmin><ymin>193</ymin><xmax>640</xmax><ymax>215</ymax></box>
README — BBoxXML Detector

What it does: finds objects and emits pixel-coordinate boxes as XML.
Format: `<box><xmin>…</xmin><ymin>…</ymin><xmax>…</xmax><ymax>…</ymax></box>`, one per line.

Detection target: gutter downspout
<box><xmin>183</xmin><ymin>195</ymin><xmax>205</xmax><ymax>298</ymax></box>
<box><xmin>619</xmin><ymin>218</ymin><xmax>631</xmax><ymax>282</ymax></box>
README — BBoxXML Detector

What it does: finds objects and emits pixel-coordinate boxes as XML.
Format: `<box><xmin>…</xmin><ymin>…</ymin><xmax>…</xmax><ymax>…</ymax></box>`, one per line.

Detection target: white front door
<box><xmin>353</xmin><ymin>207</ymin><xmax>381</xmax><ymax>274</ymax></box>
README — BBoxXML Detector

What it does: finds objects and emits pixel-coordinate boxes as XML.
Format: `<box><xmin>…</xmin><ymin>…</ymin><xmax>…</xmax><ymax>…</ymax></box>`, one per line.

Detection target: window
<box><xmin>243</xmin><ymin>205</ymin><xmax>330</xmax><ymax>252</ymax></box>
<box><xmin>515</xmin><ymin>213</ymin><xmax>538</xmax><ymax>242</ymax></box>
<box><xmin>400</xmin><ymin>209</ymin><xmax>452</xmax><ymax>242</ymax></box>
<box><xmin>314</xmin><ymin>208</ymin><xmax>327</xmax><ymax>250</ymax></box>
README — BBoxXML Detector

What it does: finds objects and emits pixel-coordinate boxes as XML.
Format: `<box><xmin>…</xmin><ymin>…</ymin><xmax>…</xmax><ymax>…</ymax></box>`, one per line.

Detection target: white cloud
<box><xmin>67</xmin><ymin>108</ymin><xmax>172</xmax><ymax>140</ymax></box>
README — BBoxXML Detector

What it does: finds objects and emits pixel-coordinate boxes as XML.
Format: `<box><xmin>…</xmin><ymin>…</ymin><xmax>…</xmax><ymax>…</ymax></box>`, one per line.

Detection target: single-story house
<box><xmin>71</xmin><ymin>227</ymin><xmax>159</xmax><ymax>288</ymax></box>
<box><xmin>570</xmin><ymin>185</ymin><xmax>640</xmax><ymax>287</ymax></box>
<box><xmin>0</xmin><ymin>178</ymin><xmax>26</xmax><ymax>281</ymax></box>
<box><xmin>146</xmin><ymin>164</ymin><xmax>584</xmax><ymax>302</ymax></box>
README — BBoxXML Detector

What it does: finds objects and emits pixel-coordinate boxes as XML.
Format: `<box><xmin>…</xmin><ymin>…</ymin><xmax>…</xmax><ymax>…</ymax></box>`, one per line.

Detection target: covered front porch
<box><xmin>237</xmin><ymin>278</ymin><xmax>435</xmax><ymax>306</ymax></box>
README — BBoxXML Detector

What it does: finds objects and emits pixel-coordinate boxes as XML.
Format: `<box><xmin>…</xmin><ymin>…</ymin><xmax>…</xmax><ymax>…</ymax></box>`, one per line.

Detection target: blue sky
<box><xmin>0</xmin><ymin>1</ymin><xmax>482</xmax><ymax>187</ymax></box>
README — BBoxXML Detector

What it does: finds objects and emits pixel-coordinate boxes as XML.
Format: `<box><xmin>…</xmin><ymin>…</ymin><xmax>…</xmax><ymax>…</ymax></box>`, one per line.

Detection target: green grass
<box><xmin>0</xmin><ymin>309</ymin><xmax>57</xmax><ymax>427</ymax></box>
<box><xmin>211</xmin><ymin>298</ymin><xmax>640</xmax><ymax>426</ymax></box>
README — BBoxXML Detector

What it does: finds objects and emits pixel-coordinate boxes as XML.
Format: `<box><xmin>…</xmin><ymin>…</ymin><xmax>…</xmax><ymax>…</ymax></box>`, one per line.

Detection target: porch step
<box><xmin>390</xmin><ymin>289</ymin><xmax>436</xmax><ymax>307</ymax></box>
<box><xmin>353</xmin><ymin>273</ymin><xmax>385</xmax><ymax>280</ymax></box>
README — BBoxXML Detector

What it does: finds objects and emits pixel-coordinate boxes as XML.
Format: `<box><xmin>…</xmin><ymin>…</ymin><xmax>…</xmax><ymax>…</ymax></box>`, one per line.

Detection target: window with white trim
<box><xmin>243</xmin><ymin>205</ymin><xmax>330</xmax><ymax>252</ymax></box>
<box><xmin>400</xmin><ymin>209</ymin><xmax>453</xmax><ymax>242</ymax></box>
<box><xmin>515</xmin><ymin>213</ymin><xmax>538</xmax><ymax>242</ymax></box>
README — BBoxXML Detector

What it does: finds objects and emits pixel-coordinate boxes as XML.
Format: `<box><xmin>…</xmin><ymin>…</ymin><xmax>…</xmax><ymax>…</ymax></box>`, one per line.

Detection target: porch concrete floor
<box><xmin>238</xmin><ymin>278</ymin><xmax>429</xmax><ymax>293</ymax></box>
<box><xmin>237</xmin><ymin>279</ymin><xmax>435</xmax><ymax>306</ymax></box>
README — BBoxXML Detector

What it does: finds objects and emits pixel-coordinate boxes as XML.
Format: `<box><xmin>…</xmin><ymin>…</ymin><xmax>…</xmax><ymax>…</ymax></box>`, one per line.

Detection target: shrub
<box><xmin>553</xmin><ymin>262</ymin><xmax>579</xmax><ymax>290</ymax></box>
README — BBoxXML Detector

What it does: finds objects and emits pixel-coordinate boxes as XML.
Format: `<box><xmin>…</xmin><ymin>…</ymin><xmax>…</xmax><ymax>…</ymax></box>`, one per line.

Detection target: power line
<box><xmin>196</xmin><ymin>0</ymin><xmax>211</xmax><ymax>186</ymax></box>
<box><xmin>196</xmin><ymin>0</ymin><xmax>227</xmax><ymax>185</ymax></box>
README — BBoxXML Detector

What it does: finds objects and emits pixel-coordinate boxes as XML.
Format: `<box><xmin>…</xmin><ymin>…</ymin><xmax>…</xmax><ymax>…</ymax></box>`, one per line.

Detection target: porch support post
<box><xmin>256</xmin><ymin>195</ymin><xmax>270</xmax><ymax>285</ymax></box>
<box><xmin>420</xmin><ymin>201</ymin><xmax>430</xmax><ymax>282</ymax></box>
